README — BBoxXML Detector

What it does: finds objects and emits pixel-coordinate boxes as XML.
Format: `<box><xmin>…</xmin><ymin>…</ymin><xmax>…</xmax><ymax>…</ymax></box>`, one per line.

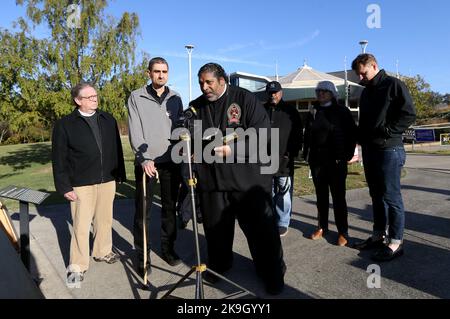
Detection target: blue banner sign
<box><xmin>415</xmin><ymin>129</ymin><xmax>435</xmax><ymax>142</ymax></box>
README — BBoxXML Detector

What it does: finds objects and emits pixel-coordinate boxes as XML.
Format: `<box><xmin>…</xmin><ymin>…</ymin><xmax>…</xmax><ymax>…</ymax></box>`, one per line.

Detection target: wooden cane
<box><xmin>142</xmin><ymin>171</ymin><xmax>148</xmax><ymax>285</ymax></box>
<box><xmin>142</xmin><ymin>169</ymin><xmax>159</xmax><ymax>286</ymax></box>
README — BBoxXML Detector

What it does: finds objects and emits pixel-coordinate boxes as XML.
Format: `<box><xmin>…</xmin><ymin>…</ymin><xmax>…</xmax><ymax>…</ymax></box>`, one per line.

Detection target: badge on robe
<box><xmin>227</xmin><ymin>103</ymin><xmax>241</xmax><ymax>125</ymax></box>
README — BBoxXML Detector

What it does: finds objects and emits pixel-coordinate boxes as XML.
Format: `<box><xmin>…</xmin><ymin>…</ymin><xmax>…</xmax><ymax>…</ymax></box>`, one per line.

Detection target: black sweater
<box><xmin>190</xmin><ymin>86</ymin><xmax>272</xmax><ymax>192</ymax></box>
<box><xmin>52</xmin><ymin>109</ymin><xmax>126</xmax><ymax>195</ymax></box>
<box><xmin>264</xmin><ymin>100</ymin><xmax>303</xmax><ymax>176</ymax></box>
<box><xmin>358</xmin><ymin>69</ymin><xmax>416</xmax><ymax>148</ymax></box>
<box><xmin>303</xmin><ymin>101</ymin><xmax>357</xmax><ymax>165</ymax></box>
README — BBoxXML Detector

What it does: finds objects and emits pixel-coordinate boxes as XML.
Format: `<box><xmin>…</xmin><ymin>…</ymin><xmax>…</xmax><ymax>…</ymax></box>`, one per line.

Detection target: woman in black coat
<box><xmin>303</xmin><ymin>81</ymin><xmax>357</xmax><ymax>246</ymax></box>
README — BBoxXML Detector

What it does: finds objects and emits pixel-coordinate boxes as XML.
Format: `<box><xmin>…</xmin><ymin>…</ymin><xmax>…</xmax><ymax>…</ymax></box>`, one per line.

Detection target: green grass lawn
<box><xmin>292</xmin><ymin>160</ymin><xmax>367</xmax><ymax>197</ymax></box>
<box><xmin>0</xmin><ymin>137</ymin><xmax>138</xmax><ymax>210</ymax></box>
<box><xmin>406</xmin><ymin>149</ymin><xmax>450</xmax><ymax>155</ymax></box>
<box><xmin>0</xmin><ymin>139</ymin><xmax>368</xmax><ymax>210</ymax></box>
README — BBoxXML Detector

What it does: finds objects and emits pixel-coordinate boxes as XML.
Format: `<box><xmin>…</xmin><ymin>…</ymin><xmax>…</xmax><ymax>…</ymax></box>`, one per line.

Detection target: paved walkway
<box><xmin>5</xmin><ymin>154</ymin><xmax>450</xmax><ymax>299</ymax></box>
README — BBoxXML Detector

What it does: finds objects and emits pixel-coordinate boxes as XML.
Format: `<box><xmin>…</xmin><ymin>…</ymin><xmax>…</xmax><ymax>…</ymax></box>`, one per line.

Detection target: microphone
<box><xmin>184</xmin><ymin>105</ymin><xmax>197</xmax><ymax>119</ymax></box>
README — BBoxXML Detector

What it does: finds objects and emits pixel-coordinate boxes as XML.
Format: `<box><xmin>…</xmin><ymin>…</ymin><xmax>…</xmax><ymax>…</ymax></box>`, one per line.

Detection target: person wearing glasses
<box><xmin>52</xmin><ymin>82</ymin><xmax>126</xmax><ymax>287</ymax></box>
<box><xmin>303</xmin><ymin>81</ymin><xmax>357</xmax><ymax>247</ymax></box>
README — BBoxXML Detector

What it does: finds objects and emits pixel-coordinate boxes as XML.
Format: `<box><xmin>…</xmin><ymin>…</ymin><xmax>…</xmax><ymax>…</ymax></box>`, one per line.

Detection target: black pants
<box><xmin>199</xmin><ymin>186</ymin><xmax>285</xmax><ymax>287</ymax></box>
<box><xmin>134</xmin><ymin>162</ymin><xmax>181</xmax><ymax>263</ymax></box>
<box><xmin>310</xmin><ymin>160</ymin><xmax>349</xmax><ymax>234</ymax></box>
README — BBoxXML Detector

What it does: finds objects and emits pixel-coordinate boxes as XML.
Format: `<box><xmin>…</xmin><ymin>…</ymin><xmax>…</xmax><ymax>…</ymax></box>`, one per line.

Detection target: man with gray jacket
<box><xmin>127</xmin><ymin>57</ymin><xmax>183</xmax><ymax>275</ymax></box>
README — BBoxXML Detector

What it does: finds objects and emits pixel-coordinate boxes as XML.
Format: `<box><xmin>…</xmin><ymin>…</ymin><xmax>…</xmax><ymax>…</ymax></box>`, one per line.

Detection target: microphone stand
<box><xmin>161</xmin><ymin>133</ymin><xmax>257</xmax><ymax>299</ymax></box>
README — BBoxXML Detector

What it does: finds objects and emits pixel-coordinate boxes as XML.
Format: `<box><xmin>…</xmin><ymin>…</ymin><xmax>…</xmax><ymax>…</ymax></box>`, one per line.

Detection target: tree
<box><xmin>0</xmin><ymin>0</ymin><xmax>148</xmax><ymax>143</ymax></box>
<box><xmin>403</xmin><ymin>74</ymin><xmax>436</xmax><ymax>119</ymax></box>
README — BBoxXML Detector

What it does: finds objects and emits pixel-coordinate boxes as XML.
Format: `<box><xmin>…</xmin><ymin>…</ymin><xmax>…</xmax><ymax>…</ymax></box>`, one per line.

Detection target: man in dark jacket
<box><xmin>352</xmin><ymin>54</ymin><xmax>416</xmax><ymax>261</ymax></box>
<box><xmin>189</xmin><ymin>63</ymin><xmax>285</xmax><ymax>295</ymax></box>
<box><xmin>52</xmin><ymin>82</ymin><xmax>126</xmax><ymax>287</ymax></box>
<box><xmin>264</xmin><ymin>81</ymin><xmax>303</xmax><ymax>237</ymax></box>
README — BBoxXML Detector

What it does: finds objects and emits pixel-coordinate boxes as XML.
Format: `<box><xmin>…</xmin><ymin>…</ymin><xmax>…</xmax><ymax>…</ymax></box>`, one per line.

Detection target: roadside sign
<box><xmin>415</xmin><ymin>129</ymin><xmax>435</xmax><ymax>142</ymax></box>
<box><xmin>402</xmin><ymin>128</ymin><xmax>416</xmax><ymax>143</ymax></box>
<box><xmin>441</xmin><ymin>133</ymin><xmax>450</xmax><ymax>146</ymax></box>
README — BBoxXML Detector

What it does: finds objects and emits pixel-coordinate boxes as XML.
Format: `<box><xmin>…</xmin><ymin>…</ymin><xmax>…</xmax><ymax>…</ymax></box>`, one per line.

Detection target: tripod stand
<box><xmin>161</xmin><ymin>133</ymin><xmax>257</xmax><ymax>299</ymax></box>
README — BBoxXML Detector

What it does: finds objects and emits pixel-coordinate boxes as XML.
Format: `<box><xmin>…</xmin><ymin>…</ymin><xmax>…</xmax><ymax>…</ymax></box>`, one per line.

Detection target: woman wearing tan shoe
<box><xmin>303</xmin><ymin>81</ymin><xmax>357</xmax><ymax>246</ymax></box>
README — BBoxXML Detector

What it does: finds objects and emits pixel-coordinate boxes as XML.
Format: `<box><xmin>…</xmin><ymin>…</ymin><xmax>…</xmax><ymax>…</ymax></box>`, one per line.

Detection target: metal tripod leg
<box><xmin>160</xmin><ymin>133</ymin><xmax>258</xmax><ymax>299</ymax></box>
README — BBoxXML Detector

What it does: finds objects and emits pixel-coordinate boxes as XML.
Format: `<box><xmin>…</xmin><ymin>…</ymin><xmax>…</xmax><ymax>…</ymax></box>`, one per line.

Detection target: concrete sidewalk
<box><xmin>8</xmin><ymin>154</ymin><xmax>450</xmax><ymax>299</ymax></box>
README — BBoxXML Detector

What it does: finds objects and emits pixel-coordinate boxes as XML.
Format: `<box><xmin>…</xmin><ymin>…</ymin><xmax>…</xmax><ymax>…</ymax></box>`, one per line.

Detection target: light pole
<box><xmin>185</xmin><ymin>44</ymin><xmax>194</xmax><ymax>103</ymax></box>
<box><xmin>359</xmin><ymin>40</ymin><xmax>369</xmax><ymax>53</ymax></box>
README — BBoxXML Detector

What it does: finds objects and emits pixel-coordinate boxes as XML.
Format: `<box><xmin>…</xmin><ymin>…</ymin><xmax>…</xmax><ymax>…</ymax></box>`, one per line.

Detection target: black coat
<box><xmin>264</xmin><ymin>100</ymin><xmax>303</xmax><ymax>176</ymax></box>
<box><xmin>303</xmin><ymin>101</ymin><xmax>357</xmax><ymax>165</ymax></box>
<box><xmin>190</xmin><ymin>86</ymin><xmax>272</xmax><ymax>192</ymax></box>
<box><xmin>358</xmin><ymin>69</ymin><xmax>416</xmax><ymax>148</ymax></box>
<box><xmin>52</xmin><ymin>109</ymin><xmax>126</xmax><ymax>195</ymax></box>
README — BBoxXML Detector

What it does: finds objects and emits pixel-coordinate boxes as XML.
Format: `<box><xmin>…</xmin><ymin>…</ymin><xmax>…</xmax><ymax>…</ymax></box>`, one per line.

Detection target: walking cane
<box><xmin>142</xmin><ymin>169</ymin><xmax>158</xmax><ymax>289</ymax></box>
<box><xmin>142</xmin><ymin>171</ymin><xmax>149</xmax><ymax>288</ymax></box>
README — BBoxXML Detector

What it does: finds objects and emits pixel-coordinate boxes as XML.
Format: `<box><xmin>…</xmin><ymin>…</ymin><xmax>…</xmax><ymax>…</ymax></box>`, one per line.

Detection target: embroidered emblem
<box><xmin>227</xmin><ymin>103</ymin><xmax>241</xmax><ymax>125</ymax></box>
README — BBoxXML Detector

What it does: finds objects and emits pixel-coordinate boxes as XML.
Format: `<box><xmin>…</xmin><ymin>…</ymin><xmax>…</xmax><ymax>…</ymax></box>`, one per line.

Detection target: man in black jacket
<box><xmin>189</xmin><ymin>63</ymin><xmax>285</xmax><ymax>295</ymax></box>
<box><xmin>352</xmin><ymin>54</ymin><xmax>416</xmax><ymax>261</ymax></box>
<box><xmin>264</xmin><ymin>81</ymin><xmax>303</xmax><ymax>237</ymax></box>
<box><xmin>52</xmin><ymin>82</ymin><xmax>126</xmax><ymax>286</ymax></box>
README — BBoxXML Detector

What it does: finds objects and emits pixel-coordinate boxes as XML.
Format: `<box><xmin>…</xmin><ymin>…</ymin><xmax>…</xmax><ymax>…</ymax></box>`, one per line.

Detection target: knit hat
<box><xmin>315</xmin><ymin>81</ymin><xmax>338</xmax><ymax>98</ymax></box>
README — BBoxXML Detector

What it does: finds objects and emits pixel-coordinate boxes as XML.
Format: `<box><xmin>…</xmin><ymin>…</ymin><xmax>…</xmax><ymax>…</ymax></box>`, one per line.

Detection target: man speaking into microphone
<box><xmin>188</xmin><ymin>63</ymin><xmax>286</xmax><ymax>295</ymax></box>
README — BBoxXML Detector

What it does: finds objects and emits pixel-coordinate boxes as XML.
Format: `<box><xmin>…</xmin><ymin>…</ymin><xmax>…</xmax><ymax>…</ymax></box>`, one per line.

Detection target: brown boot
<box><xmin>310</xmin><ymin>228</ymin><xmax>325</xmax><ymax>240</ymax></box>
<box><xmin>337</xmin><ymin>234</ymin><xmax>348</xmax><ymax>247</ymax></box>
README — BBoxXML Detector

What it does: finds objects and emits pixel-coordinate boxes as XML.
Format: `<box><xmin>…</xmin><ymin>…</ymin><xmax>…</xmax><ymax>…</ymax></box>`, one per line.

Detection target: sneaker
<box><xmin>279</xmin><ymin>226</ymin><xmax>289</xmax><ymax>237</ymax></box>
<box><xmin>353</xmin><ymin>237</ymin><xmax>385</xmax><ymax>250</ymax></box>
<box><xmin>371</xmin><ymin>244</ymin><xmax>404</xmax><ymax>262</ymax></box>
<box><xmin>93</xmin><ymin>252</ymin><xmax>120</xmax><ymax>264</ymax></box>
<box><xmin>66</xmin><ymin>271</ymin><xmax>85</xmax><ymax>288</ymax></box>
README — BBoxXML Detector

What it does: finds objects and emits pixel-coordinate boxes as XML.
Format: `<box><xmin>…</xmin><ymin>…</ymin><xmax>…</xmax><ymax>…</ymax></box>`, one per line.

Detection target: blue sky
<box><xmin>1</xmin><ymin>0</ymin><xmax>449</xmax><ymax>105</ymax></box>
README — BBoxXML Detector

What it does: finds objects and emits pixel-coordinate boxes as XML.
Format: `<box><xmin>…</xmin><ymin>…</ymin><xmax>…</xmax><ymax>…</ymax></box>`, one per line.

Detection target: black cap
<box><xmin>266</xmin><ymin>81</ymin><xmax>282</xmax><ymax>93</ymax></box>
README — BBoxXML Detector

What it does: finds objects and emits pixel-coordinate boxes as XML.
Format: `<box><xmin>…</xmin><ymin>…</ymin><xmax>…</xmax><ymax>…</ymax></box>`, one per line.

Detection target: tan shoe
<box><xmin>310</xmin><ymin>228</ymin><xmax>324</xmax><ymax>240</ymax></box>
<box><xmin>337</xmin><ymin>234</ymin><xmax>348</xmax><ymax>247</ymax></box>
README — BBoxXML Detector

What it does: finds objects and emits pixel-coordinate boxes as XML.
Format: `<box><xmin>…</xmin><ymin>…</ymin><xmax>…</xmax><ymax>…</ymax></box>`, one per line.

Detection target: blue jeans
<box><xmin>362</xmin><ymin>146</ymin><xmax>406</xmax><ymax>244</ymax></box>
<box><xmin>272</xmin><ymin>176</ymin><xmax>292</xmax><ymax>228</ymax></box>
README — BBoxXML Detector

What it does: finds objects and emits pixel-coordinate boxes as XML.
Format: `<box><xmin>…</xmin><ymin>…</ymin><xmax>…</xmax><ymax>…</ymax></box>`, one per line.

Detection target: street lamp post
<box><xmin>185</xmin><ymin>44</ymin><xmax>194</xmax><ymax>103</ymax></box>
<box><xmin>359</xmin><ymin>40</ymin><xmax>369</xmax><ymax>53</ymax></box>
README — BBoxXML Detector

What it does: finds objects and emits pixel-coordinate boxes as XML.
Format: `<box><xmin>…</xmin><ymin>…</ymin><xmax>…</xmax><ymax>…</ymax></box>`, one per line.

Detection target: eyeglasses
<box><xmin>80</xmin><ymin>95</ymin><xmax>98</xmax><ymax>101</ymax></box>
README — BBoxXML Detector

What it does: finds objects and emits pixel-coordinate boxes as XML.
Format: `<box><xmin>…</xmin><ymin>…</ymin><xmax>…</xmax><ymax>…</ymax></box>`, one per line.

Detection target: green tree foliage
<box><xmin>0</xmin><ymin>0</ymin><xmax>148</xmax><ymax>143</ymax></box>
<box><xmin>403</xmin><ymin>74</ymin><xmax>436</xmax><ymax>119</ymax></box>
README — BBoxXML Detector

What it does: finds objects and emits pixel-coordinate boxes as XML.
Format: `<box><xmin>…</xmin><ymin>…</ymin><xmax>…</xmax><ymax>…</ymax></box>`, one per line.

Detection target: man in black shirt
<box><xmin>189</xmin><ymin>63</ymin><xmax>285</xmax><ymax>295</ymax></box>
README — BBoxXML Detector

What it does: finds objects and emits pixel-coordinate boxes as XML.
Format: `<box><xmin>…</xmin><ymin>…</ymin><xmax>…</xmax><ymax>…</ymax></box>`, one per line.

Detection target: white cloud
<box><xmin>261</xmin><ymin>30</ymin><xmax>320</xmax><ymax>50</ymax></box>
<box><xmin>160</xmin><ymin>51</ymin><xmax>273</xmax><ymax>68</ymax></box>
